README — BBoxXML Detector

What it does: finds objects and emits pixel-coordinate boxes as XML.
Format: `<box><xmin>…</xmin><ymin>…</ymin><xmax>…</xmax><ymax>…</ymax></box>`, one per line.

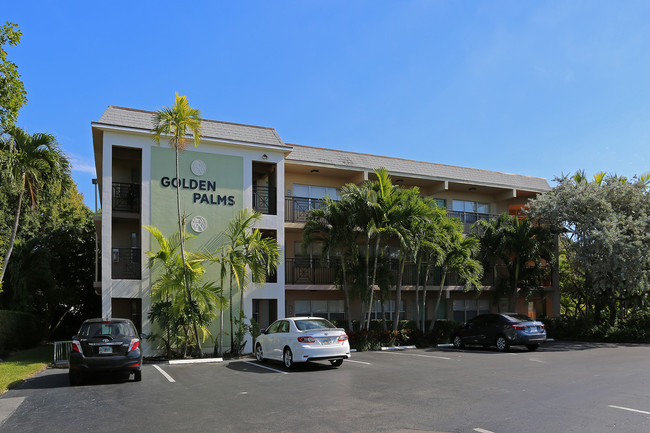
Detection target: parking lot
<box><xmin>1</xmin><ymin>342</ymin><xmax>650</xmax><ymax>433</ymax></box>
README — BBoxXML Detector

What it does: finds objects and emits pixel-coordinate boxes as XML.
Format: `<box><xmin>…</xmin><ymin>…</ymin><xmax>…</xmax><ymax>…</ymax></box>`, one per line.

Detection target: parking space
<box><xmin>2</xmin><ymin>342</ymin><xmax>650</xmax><ymax>432</ymax></box>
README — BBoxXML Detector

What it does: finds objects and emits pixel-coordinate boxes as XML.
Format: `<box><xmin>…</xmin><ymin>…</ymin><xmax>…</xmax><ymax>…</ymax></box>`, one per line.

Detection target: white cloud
<box><xmin>69</xmin><ymin>153</ymin><xmax>96</xmax><ymax>175</ymax></box>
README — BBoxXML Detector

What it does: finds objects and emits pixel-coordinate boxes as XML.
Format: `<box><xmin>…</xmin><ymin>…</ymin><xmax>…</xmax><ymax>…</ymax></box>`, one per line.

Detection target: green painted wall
<box><xmin>149</xmin><ymin>147</ymin><xmax>244</xmax><ymax>351</ymax></box>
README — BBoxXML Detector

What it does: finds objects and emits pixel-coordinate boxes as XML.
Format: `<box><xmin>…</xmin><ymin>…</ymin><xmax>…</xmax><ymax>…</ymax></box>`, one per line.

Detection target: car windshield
<box><xmin>503</xmin><ymin>314</ymin><xmax>535</xmax><ymax>322</ymax></box>
<box><xmin>79</xmin><ymin>322</ymin><xmax>136</xmax><ymax>338</ymax></box>
<box><xmin>294</xmin><ymin>319</ymin><xmax>336</xmax><ymax>331</ymax></box>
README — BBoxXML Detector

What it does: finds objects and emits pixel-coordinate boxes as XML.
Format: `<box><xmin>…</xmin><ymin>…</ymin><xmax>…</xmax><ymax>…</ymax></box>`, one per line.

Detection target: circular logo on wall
<box><xmin>190</xmin><ymin>216</ymin><xmax>208</xmax><ymax>233</ymax></box>
<box><xmin>191</xmin><ymin>159</ymin><xmax>207</xmax><ymax>176</ymax></box>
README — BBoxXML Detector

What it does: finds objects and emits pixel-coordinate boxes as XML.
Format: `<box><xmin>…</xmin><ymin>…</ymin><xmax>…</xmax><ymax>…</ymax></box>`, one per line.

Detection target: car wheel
<box><xmin>452</xmin><ymin>335</ymin><xmax>464</xmax><ymax>349</ymax></box>
<box><xmin>329</xmin><ymin>359</ymin><xmax>343</xmax><ymax>367</ymax></box>
<box><xmin>69</xmin><ymin>370</ymin><xmax>82</xmax><ymax>386</ymax></box>
<box><xmin>283</xmin><ymin>348</ymin><xmax>294</xmax><ymax>369</ymax></box>
<box><xmin>495</xmin><ymin>335</ymin><xmax>510</xmax><ymax>352</ymax></box>
<box><xmin>134</xmin><ymin>370</ymin><xmax>142</xmax><ymax>382</ymax></box>
<box><xmin>255</xmin><ymin>343</ymin><xmax>265</xmax><ymax>362</ymax></box>
<box><xmin>526</xmin><ymin>344</ymin><xmax>539</xmax><ymax>352</ymax></box>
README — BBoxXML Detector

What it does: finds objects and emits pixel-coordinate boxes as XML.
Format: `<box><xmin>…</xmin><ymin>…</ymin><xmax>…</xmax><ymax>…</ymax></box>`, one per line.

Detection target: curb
<box><xmin>381</xmin><ymin>345</ymin><xmax>417</xmax><ymax>351</ymax></box>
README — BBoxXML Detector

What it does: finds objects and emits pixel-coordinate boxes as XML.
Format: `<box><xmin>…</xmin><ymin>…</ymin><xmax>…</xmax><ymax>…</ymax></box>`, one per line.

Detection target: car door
<box><xmin>262</xmin><ymin>321</ymin><xmax>282</xmax><ymax>360</ymax></box>
<box><xmin>463</xmin><ymin>316</ymin><xmax>485</xmax><ymax>344</ymax></box>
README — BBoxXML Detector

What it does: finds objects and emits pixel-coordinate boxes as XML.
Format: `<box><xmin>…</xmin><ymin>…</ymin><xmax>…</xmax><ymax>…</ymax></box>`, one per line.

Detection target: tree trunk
<box><xmin>429</xmin><ymin>271</ymin><xmax>447</xmax><ymax>332</ymax></box>
<box><xmin>414</xmin><ymin>256</ymin><xmax>422</xmax><ymax>331</ymax></box>
<box><xmin>229</xmin><ymin>273</ymin><xmax>234</xmax><ymax>354</ymax></box>
<box><xmin>421</xmin><ymin>259</ymin><xmax>432</xmax><ymax>333</ymax></box>
<box><xmin>342</xmin><ymin>260</ymin><xmax>353</xmax><ymax>331</ymax></box>
<box><xmin>393</xmin><ymin>256</ymin><xmax>406</xmax><ymax>331</ymax></box>
<box><xmin>0</xmin><ymin>188</ymin><xmax>24</xmax><ymax>284</ymax></box>
<box><xmin>366</xmin><ymin>235</ymin><xmax>381</xmax><ymax>330</ymax></box>
<box><xmin>175</xmin><ymin>146</ymin><xmax>202</xmax><ymax>357</ymax></box>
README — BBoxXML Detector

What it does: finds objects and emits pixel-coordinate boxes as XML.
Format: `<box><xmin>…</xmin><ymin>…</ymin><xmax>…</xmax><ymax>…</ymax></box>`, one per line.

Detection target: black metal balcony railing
<box><xmin>111</xmin><ymin>248</ymin><xmax>141</xmax><ymax>280</ymax></box>
<box><xmin>284</xmin><ymin>196</ymin><xmax>328</xmax><ymax>222</ymax></box>
<box><xmin>112</xmin><ymin>182</ymin><xmax>140</xmax><ymax>213</ymax></box>
<box><xmin>252</xmin><ymin>185</ymin><xmax>277</xmax><ymax>215</ymax></box>
<box><xmin>285</xmin><ymin>257</ymin><xmax>341</xmax><ymax>285</ymax></box>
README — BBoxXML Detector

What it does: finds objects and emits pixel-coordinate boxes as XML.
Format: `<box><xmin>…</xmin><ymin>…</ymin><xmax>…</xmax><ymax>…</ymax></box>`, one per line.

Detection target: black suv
<box><xmin>69</xmin><ymin>318</ymin><xmax>143</xmax><ymax>385</ymax></box>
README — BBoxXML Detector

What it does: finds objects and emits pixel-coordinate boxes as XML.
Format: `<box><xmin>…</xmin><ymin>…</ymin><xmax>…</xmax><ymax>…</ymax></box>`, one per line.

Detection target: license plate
<box><xmin>528</xmin><ymin>327</ymin><xmax>538</xmax><ymax>333</ymax></box>
<box><xmin>322</xmin><ymin>339</ymin><xmax>332</xmax><ymax>345</ymax></box>
<box><xmin>99</xmin><ymin>346</ymin><xmax>112</xmax><ymax>354</ymax></box>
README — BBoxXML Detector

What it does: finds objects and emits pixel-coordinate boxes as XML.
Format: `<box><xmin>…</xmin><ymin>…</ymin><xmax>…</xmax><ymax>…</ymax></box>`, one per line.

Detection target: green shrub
<box><xmin>541</xmin><ymin>313</ymin><xmax>650</xmax><ymax>343</ymax></box>
<box><xmin>0</xmin><ymin>310</ymin><xmax>45</xmax><ymax>356</ymax></box>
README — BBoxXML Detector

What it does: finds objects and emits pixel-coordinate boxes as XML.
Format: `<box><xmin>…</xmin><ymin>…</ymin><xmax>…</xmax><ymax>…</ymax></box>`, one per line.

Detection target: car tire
<box><xmin>255</xmin><ymin>343</ymin><xmax>265</xmax><ymax>363</ymax></box>
<box><xmin>452</xmin><ymin>335</ymin><xmax>464</xmax><ymax>349</ymax></box>
<box><xmin>283</xmin><ymin>348</ymin><xmax>294</xmax><ymax>369</ymax></box>
<box><xmin>134</xmin><ymin>370</ymin><xmax>142</xmax><ymax>382</ymax></box>
<box><xmin>526</xmin><ymin>344</ymin><xmax>539</xmax><ymax>352</ymax></box>
<box><xmin>495</xmin><ymin>335</ymin><xmax>510</xmax><ymax>352</ymax></box>
<box><xmin>69</xmin><ymin>370</ymin><xmax>82</xmax><ymax>386</ymax></box>
<box><xmin>329</xmin><ymin>359</ymin><xmax>343</xmax><ymax>367</ymax></box>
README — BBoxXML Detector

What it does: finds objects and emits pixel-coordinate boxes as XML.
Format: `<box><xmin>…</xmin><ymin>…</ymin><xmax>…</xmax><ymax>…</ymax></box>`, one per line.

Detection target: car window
<box><xmin>467</xmin><ymin>316</ymin><xmax>485</xmax><ymax>328</ymax></box>
<box><xmin>79</xmin><ymin>321</ymin><xmax>136</xmax><ymax>338</ymax></box>
<box><xmin>279</xmin><ymin>321</ymin><xmax>289</xmax><ymax>333</ymax></box>
<box><xmin>484</xmin><ymin>315</ymin><xmax>500</xmax><ymax>325</ymax></box>
<box><xmin>295</xmin><ymin>319</ymin><xmax>336</xmax><ymax>331</ymax></box>
<box><xmin>503</xmin><ymin>313</ymin><xmax>534</xmax><ymax>322</ymax></box>
<box><xmin>266</xmin><ymin>321</ymin><xmax>281</xmax><ymax>334</ymax></box>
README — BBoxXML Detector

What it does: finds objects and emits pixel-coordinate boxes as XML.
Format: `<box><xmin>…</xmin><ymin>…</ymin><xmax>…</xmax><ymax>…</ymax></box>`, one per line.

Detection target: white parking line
<box><xmin>153</xmin><ymin>364</ymin><xmax>176</xmax><ymax>382</ymax></box>
<box><xmin>473</xmin><ymin>428</ymin><xmax>495</xmax><ymax>433</ymax></box>
<box><xmin>345</xmin><ymin>359</ymin><xmax>372</xmax><ymax>365</ymax></box>
<box><xmin>243</xmin><ymin>361</ymin><xmax>289</xmax><ymax>374</ymax></box>
<box><xmin>380</xmin><ymin>351</ymin><xmax>451</xmax><ymax>360</ymax></box>
<box><xmin>608</xmin><ymin>405</ymin><xmax>650</xmax><ymax>415</ymax></box>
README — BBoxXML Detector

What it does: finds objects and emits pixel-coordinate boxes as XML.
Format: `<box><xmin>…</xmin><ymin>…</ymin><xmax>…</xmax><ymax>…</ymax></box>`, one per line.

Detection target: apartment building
<box><xmin>92</xmin><ymin>106</ymin><xmax>556</xmax><ymax>356</ymax></box>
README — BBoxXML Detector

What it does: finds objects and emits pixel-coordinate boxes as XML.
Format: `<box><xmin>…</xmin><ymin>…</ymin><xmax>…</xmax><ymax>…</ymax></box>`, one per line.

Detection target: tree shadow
<box><xmin>12</xmin><ymin>368</ymin><xmax>136</xmax><ymax>390</ymax></box>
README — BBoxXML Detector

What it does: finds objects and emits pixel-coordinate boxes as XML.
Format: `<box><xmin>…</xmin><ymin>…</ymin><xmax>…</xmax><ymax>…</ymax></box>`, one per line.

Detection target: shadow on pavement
<box><xmin>12</xmin><ymin>368</ymin><xmax>137</xmax><ymax>390</ymax></box>
<box><xmin>430</xmin><ymin>340</ymin><xmax>646</xmax><ymax>354</ymax></box>
<box><xmin>226</xmin><ymin>359</ymin><xmax>340</xmax><ymax>374</ymax></box>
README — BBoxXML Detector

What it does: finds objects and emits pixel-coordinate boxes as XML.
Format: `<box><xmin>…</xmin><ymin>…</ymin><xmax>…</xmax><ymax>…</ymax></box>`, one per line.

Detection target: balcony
<box><xmin>252</xmin><ymin>185</ymin><xmax>277</xmax><ymax>215</ymax></box>
<box><xmin>285</xmin><ymin>257</ymin><xmax>447</xmax><ymax>287</ymax></box>
<box><xmin>112</xmin><ymin>182</ymin><xmax>140</xmax><ymax>213</ymax></box>
<box><xmin>449</xmin><ymin>211</ymin><xmax>499</xmax><ymax>232</ymax></box>
<box><xmin>111</xmin><ymin>248</ymin><xmax>141</xmax><ymax>280</ymax></box>
<box><xmin>284</xmin><ymin>196</ymin><xmax>328</xmax><ymax>223</ymax></box>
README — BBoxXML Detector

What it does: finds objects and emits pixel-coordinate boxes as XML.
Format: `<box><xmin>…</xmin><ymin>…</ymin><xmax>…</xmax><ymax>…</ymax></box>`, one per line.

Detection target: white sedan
<box><xmin>254</xmin><ymin>317</ymin><xmax>350</xmax><ymax>368</ymax></box>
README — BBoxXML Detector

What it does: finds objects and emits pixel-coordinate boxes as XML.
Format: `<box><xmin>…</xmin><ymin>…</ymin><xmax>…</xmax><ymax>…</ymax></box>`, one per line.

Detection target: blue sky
<box><xmin>5</xmin><ymin>1</ymin><xmax>650</xmax><ymax>206</ymax></box>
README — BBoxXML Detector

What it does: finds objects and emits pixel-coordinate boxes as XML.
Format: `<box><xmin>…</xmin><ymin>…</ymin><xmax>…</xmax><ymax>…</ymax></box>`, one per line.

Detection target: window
<box><xmin>295</xmin><ymin>300</ymin><xmax>344</xmax><ymax>321</ymax></box>
<box><xmin>453</xmin><ymin>299</ymin><xmax>489</xmax><ymax>322</ymax></box>
<box><xmin>452</xmin><ymin>200</ymin><xmax>489</xmax><ymax>214</ymax></box>
<box><xmin>369</xmin><ymin>300</ymin><xmax>405</xmax><ymax>321</ymax></box>
<box><xmin>293</xmin><ymin>184</ymin><xmax>340</xmax><ymax>200</ymax></box>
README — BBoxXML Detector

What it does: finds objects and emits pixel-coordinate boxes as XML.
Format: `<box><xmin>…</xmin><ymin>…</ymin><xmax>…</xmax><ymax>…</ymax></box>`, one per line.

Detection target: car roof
<box><xmin>82</xmin><ymin>318</ymin><xmax>134</xmax><ymax>324</ymax></box>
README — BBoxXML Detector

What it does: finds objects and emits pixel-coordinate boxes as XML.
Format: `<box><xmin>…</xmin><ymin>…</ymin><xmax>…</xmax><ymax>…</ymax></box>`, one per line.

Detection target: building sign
<box><xmin>159</xmin><ymin>176</ymin><xmax>235</xmax><ymax>206</ymax></box>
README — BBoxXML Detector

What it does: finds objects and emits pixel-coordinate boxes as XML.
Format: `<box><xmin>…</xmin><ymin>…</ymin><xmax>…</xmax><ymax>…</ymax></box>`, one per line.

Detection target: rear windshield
<box><xmin>295</xmin><ymin>319</ymin><xmax>336</xmax><ymax>331</ymax></box>
<box><xmin>79</xmin><ymin>321</ymin><xmax>136</xmax><ymax>338</ymax></box>
<box><xmin>503</xmin><ymin>314</ymin><xmax>535</xmax><ymax>322</ymax></box>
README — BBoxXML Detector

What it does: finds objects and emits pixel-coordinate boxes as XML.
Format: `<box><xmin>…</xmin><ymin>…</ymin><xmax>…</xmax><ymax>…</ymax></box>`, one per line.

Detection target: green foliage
<box><xmin>0</xmin><ymin>310</ymin><xmax>44</xmax><ymax>355</ymax></box>
<box><xmin>542</xmin><ymin>313</ymin><xmax>650</xmax><ymax>343</ymax></box>
<box><xmin>0</xmin><ymin>344</ymin><xmax>51</xmax><ymax>394</ymax></box>
<box><xmin>0</xmin><ymin>22</ymin><xmax>27</xmax><ymax>131</ymax></box>
<box><xmin>528</xmin><ymin>171</ymin><xmax>650</xmax><ymax>325</ymax></box>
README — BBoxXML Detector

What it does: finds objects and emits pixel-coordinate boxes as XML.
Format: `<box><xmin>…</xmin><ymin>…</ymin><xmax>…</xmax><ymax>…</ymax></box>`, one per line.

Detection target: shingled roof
<box><xmin>286</xmin><ymin>144</ymin><xmax>550</xmax><ymax>192</ymax></box>
<box><xmin>96</xmin><ymin>106</ymin><xmax>288</xmax><ymax>148</ymax></box>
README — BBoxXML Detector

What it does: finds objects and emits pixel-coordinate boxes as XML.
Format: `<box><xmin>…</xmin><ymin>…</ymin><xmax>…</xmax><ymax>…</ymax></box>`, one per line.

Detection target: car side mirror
<box><xmin>140</xmin><ymin>333</ymin><xmax>147</xmax><ymax>339</ymax></box>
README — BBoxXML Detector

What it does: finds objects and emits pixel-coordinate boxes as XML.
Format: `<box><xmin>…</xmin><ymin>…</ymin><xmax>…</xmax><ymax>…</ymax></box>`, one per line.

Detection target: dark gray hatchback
<box><xmin>69</xmin><ymin>318</ymin><xmax>143</xmax><ymax>385</ymax></box>
<box><xmin>451</xmin><ymin>313</ymin><xmax>547</xmax><ymax>352</ymax></box>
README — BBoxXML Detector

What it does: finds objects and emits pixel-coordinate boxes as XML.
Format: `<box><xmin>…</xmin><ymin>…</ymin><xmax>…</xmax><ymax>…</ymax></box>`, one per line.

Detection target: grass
<box><xmin>0</xmin><ymin>344</ymin><xmax>52</xmax><ymax>394</ymax></box>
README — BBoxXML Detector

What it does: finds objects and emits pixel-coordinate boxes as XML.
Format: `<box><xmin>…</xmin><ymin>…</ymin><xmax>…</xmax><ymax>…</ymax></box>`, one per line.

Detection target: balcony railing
<box><xmin>111</xmin><ymin>248</ymin><xmax>141</xmax><ymax>280</ymax></box>
<box><xmin>285</xmin><ymin>257</ymin><xmax>341</xmax><ymax>285</ymax></box>
<box><xmin>112</xmin><ymin>182</ymin><xmax>140</xmax><ymax>213</ymax></box>
<box><xmin>284</xmin><ymin>196</ymin><xmax>329</xmax><ymax>222</ymax></box>
<box><xmin>252</xmin><ymin>185</ymin><xmax>277</xmax><ymax>215</ymax></box>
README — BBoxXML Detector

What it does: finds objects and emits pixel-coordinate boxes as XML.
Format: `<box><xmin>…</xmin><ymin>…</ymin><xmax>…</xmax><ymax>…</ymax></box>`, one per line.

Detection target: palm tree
<box><xmin>429</xmin><ymin>218</ymin><xmax>483</xmax><ymax>331</ymax></box>
<box><xmin>0</xmin><ymin>127</ymin><xmax>71</xmax><ymax>285</ymax></box>
<box><xmin>145</xmin><ymin>225</ymin><xmax>226</xmax><ymax>357</ymax></box>
<box><xmin>151</xmin><ymin>93</ymin><xmax>203</xmax><ymax>354</ymax></box>
<box><xmin>303</xmin><ymin>197</ymin><xmax>359</xmax><ymax>331</ymax></box>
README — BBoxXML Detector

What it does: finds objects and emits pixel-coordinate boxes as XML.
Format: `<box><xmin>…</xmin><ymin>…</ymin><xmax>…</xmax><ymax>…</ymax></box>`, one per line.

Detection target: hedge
<box><xmin>0</xmin><ymin>310</ymin><xmax>45</xmax><ymax>356</ymax></box>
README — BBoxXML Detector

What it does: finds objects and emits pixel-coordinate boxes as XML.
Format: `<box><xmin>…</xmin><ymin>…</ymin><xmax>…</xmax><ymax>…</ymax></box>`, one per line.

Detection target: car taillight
<box><xmin>540</xmin><ymin>324</ymin><xmax>546</xmax><ymax>329</ymax></box>
<box><xmin>338</xmin><ymin>334</ymin><xmax>348</xmax><ymax>342</ymax></box>
<box><xmin>128</xmin><ymin>339</ymin><xmax>140</xmax><ymax>352</ymax></box>
<box><xmin>511</xmin><ymin>324</ymin><xmax>526</xmax><ymax>331</ymax></box>
<box><xmin>72</xmin><ymin>340</ymin><xmax>82</xmax><ymax>353</ymax></box>
<box><xmin>297</xmin><ymin>336</ymin><xmax>315</xmax><ymax>343</ymax></box>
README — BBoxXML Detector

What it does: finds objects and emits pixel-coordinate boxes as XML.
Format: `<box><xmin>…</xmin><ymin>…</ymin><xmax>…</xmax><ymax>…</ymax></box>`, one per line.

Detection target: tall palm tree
<box><xmin>303</xmin><ymin>197</ymin><xmax>359</xmax><ymax>331</ymax></box>
<box><xmin>429</xmin><ymin>218</ymin><xmax>483</xmax><ymax>331</ymax></box>
<box><xmin>0</xmin><ymin>127</ymin><xmax>71</xmax><ymax>285</ymax></box>
<box><xmin>151</xmin><ymin>93</ymin><xmax>203</xmax><ymax>354</ymax></box>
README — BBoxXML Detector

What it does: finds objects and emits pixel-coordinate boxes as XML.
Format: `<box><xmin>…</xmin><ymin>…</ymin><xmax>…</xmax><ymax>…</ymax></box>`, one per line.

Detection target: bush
<box><xmin>0</xmin><ymin>310</ymin><xmax>45</xmax><ymax>356</ymax></box>
<box><xmin>541</xmin><ymin>313</ymin><xmax>650</xmax><ymax>343</ymax></box>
